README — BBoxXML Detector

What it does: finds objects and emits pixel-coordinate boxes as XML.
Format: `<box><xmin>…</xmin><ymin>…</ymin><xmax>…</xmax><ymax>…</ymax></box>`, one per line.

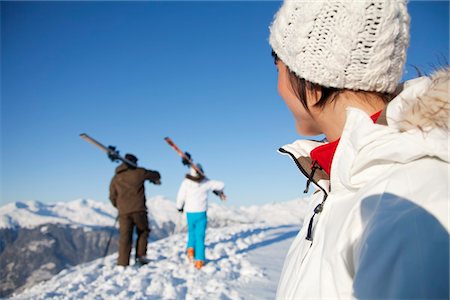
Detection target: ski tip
<box><xmin>80</xmin><ymin>133</ymin><xmax>87</xmax><ymax>137</ymax></box>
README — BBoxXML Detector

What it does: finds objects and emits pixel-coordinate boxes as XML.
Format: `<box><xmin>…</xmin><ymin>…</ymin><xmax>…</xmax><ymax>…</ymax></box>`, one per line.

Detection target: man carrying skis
<box><xmin>176</xmin><ymin>156</ymin><xmax>225</xmax><ymax>270</ymax></box>
<box><xmin>109</xmin><ymin>153</ymin><xmax>161</xmax><ymax>266</ymax></box>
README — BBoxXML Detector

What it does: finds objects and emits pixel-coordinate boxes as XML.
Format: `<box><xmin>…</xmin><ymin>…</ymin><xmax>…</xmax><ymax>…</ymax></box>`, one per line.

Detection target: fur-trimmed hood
<box><xmin>331</xmin><ymin>68</ymin><xmax>450</xmax><ymax>192</ymax></box>
<box><xmin>389</xmin><ymin>67</ymin><xmax>450</xmax><ymax>132</ymax></box>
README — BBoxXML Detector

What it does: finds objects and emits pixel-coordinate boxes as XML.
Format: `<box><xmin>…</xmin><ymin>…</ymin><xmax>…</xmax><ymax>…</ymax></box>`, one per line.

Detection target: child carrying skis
<box><xmin>176</xmin><ymin>155</ymin><xmax>225</xmax><ymax>270</ymax></box>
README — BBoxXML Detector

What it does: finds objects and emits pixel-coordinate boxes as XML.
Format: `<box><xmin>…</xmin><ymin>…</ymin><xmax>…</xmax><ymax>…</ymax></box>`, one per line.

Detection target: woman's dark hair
<box><xmin>272</xmin><ymin>50</ymin><xmax>391</xmax><ymax>111</ymax></box>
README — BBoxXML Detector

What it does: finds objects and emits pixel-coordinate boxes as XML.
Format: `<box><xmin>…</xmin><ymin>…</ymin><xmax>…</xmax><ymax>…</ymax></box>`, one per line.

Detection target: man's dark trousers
<box><xmin>118</xmin><ymin>211</ymin><xmax>149</xmax><ymax>266</ymax></box>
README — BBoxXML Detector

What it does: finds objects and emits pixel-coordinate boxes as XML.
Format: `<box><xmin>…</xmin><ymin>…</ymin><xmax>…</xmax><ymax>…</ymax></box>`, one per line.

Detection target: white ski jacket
<box><xmin>276</xmin><ymin>69</ymin><xmax>449</xmax><ymax>299</ymax></box>
<box><xmin>176</xmin><ymin>177</ymin><xmax>225</xmax><ymax>213</ymax></box>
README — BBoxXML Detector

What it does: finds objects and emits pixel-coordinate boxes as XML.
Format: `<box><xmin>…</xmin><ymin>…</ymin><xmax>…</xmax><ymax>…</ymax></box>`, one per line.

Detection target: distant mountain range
<box><xmin>0</xmin><ymin>196</ymin><xmax>308</xmax><ymax>297</ymax></box>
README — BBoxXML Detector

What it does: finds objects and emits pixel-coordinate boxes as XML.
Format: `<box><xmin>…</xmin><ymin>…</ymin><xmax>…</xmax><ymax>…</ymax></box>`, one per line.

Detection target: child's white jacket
<box><xmin>276</xmin><ymin>69</ymin><xmax>449</xmax><ymax>299</ymax></box>
<box><xmin>176</xmin><ymin>178</ymin><xmax>224</xmax><ymax>213</ymax></box>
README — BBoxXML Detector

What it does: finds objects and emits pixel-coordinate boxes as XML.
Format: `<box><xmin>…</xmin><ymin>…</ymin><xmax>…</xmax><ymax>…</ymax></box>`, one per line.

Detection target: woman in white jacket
<box><xmin>176</xmin><ymin>165</ymin><xmax>225</xmax><ymax>270</ymax></box>
<box><xmin>269</xmin><ymin>0</ymin><xmax>449</xmax><ymax>298</ymax></box>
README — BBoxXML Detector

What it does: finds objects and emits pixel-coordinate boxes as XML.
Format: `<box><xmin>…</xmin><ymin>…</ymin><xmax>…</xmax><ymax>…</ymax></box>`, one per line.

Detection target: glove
<box><xmin>213</xmin><ymin>190</ymin><xmax>227</xmax><ymax>201</ymax></box>
<box><xmin>177</xmin><ymin>207</ymin><xmax>184</xmax><ymax>213</ymax></box>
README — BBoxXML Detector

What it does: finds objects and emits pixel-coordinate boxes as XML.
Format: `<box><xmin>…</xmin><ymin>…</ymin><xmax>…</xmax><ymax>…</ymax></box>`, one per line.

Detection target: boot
<box><xmin>194</xmin><ymin>260</ymin><xmax>204</xmax><ymax>270</ymax></box>
<box><xmin>135</xmin><ymin>256</ymin><xmax>150</xmax><ymax>266</ymax></box>
<box><xmin>187</xmin><ymin>248</ymin><xmax>194</xmax><ymax>262</ymax></box>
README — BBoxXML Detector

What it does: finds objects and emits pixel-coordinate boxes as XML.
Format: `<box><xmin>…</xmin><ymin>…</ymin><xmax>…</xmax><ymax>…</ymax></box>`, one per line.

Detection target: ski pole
<box><xmin>103</xmin><ymin>216</ymin><xmax>119</xmax><ymax>258</ymax></box>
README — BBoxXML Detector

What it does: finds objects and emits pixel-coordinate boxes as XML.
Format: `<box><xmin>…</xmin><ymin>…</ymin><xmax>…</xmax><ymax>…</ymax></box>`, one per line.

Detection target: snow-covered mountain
<box><xmin>0</xmin><ymin>196</ymin><xmax>308</xmax><ymax>230</ymax></box>
<box><xmin>0</xmin><ymin>196</ymin><xmax>172</xmax><ymax>230</ymax></box>
<box><xmin>0</xmin><ymin>198</ymin><xmax>116</xmax><ymax>229</ymax></box>
<box><xmin>1</xmin><ymin>196</ymin><xmax>309</xmax><ymax>299</ymax></box>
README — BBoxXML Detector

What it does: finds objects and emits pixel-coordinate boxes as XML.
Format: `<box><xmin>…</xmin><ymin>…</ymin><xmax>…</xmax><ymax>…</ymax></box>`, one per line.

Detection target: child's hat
<box><xmin>269</xmin><ymin>0</ymin><xmax>410</xmax><ymax>93</ymax></box>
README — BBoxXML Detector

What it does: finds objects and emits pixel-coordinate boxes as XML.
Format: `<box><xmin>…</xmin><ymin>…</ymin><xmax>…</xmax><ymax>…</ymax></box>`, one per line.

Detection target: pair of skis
<box><xmin>164</xmin><ymin>137</ymin><xmax>205</xmax><ymax>178</ymax></box>
<box><xmin>80</xmin><ymin>134</ymin><xmax>226</xmax><ymax>200</ymax></box>
<box><xmin>164</xmin><ymin>137</ymin><xmax>227</xmax><ymax>201</ymax></box>
<box><xmin>80</xmin><ymin>133</ymin><xmax>138</xmax><ymax>168</ymax></box>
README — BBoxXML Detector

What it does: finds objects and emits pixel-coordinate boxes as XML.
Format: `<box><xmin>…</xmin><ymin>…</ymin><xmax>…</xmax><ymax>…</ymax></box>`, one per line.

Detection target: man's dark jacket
<box><xmin>109</xmin><ymin>163</ymin><xmax>161</xmax><ymax>215</ymax></box>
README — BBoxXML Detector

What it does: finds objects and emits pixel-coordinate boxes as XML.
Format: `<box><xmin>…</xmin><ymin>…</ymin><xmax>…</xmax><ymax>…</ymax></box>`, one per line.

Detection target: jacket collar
<box><xmin>185</xmin><ymin>174</ymin><xmax>206</xmax><ymax>183</ymax></box>
<box><xmin>310</xmin><ymin>111</ymin><xmax>382</xmax><ymax>176</ymax></box>
<box><xmin>115</xmin><ymin>163</ymin><xmax>130</xmax><ymax>174</ymax></box>
<box><xmin>278</xmin><ymin>140</ymin><xmax>330</xmax><ymax>193</ymax></box>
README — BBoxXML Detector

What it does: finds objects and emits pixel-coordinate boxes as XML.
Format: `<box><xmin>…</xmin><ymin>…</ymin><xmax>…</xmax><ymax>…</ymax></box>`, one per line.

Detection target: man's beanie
<box><xmin>269</xmin><ymin>0</ymin><xmax>410</xmax><ymax>93</ymax></box>
<box><xmin>125</xmin><ymin>153</ymin><xmax>138</xmax><ymax>164</ymax></box>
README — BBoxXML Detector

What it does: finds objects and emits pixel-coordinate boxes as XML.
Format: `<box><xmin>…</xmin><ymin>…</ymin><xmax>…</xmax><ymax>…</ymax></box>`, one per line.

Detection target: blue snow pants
<box><xmin>186</xmin><ymin>211</ymin><xmax>207</xmax><ymax>261</ymax></box>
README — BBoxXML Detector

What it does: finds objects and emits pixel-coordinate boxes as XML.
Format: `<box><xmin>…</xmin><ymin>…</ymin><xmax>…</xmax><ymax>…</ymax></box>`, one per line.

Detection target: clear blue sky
<box><xmin>1</xmin><ymin>1</ymin><xmax>448</xmax><ymax>206</ymax></box>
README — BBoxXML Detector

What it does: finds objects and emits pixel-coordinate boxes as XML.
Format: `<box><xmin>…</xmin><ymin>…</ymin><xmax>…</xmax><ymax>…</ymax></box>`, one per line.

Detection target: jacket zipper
<box><xmin>278</xmin><ymin>148</ymin><xmax>329</xmax><ymax>242</ymax></box>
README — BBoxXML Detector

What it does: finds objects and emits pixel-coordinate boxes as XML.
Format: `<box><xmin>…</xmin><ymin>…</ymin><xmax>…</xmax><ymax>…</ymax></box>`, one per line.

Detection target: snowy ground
<box><xmin>12</xmin><ymin>223</ymin><xmax>299</xmax><ymax>300</ymax></box>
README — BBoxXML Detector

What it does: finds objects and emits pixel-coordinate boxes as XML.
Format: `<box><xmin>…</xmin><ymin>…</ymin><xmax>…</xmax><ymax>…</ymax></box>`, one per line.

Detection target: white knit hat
<box><xmin>269</xmin><ymin>0</ymin><xmax>410</xmax><ymax>93</ymax></box>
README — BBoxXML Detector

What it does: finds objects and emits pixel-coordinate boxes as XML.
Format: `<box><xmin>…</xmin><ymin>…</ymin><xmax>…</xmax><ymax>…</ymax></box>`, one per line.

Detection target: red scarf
<box><xmin>310</xmin><ymin>111</ymin><xmax>382</xmax><ymax>175</ymax></box>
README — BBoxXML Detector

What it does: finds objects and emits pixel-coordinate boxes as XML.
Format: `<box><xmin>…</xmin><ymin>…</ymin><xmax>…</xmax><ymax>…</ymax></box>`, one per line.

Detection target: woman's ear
<box><xmin>306</xmin><ymin>84</ymin><xmax>321</xmax><ymax>108</ymax></box>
